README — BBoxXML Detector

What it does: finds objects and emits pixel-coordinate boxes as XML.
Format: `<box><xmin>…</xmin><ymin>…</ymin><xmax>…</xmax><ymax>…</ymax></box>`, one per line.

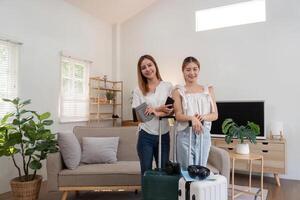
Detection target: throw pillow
<box><xmin>58</xmin><ymin>132</ymin><xmax>81</xmax><ymax>169</ymax></box>
<box><xmin>81</xmin><ymin>137</ymin><xmax>119</xmax><ymax>164</ymax></box>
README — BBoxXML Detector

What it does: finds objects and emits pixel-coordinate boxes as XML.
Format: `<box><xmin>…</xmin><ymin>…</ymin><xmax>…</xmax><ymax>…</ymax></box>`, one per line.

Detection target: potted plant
<box><xmin>0</xmin><ymin>98</ymin><xmax>58</xmax><ymax>200</ymax></box>
<box><xmin>222</xmin><ymin>118</ymin><xmax>260</xmax><ymax>154</ymax></box>
<box><xmin>106</xmin><ymin>91</ymin><xmax>115</xmax><ymax>104</ymax></box>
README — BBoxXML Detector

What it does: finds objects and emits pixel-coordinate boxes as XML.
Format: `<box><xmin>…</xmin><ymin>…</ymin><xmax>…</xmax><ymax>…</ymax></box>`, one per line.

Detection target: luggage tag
<box><xmin>168</xmin><ymin>118</ymin><xmax>175</xmax><ymax>127</ymax></box>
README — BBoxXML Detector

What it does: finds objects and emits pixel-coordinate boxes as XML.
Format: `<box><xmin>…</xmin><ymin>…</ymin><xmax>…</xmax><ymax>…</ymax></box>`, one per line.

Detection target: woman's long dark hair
<box><xmin>137</xmin><ymin>55</ymin><xmax>162</xmax><ymax>95</ymax></box>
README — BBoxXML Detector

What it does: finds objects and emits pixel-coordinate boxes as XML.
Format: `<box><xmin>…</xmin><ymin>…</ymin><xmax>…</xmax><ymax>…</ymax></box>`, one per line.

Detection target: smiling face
<box><xmin>137</xmin><ymin>55</ymin><xmax>162</xmax><ymax>95</ymax></box>
<box><xmin>183</xmin><ymin>62</ymin><xmax>200</xmax><ymax>83</ymax></box>
<box><xmin>140</xmin><ymin>58</ymin><xmax>157</xmax><ymax>80</ymax></box>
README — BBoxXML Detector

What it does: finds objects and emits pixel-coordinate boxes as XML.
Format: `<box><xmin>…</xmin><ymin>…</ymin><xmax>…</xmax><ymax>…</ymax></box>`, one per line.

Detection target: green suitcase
<box><xmin>142</xmin><ymin>116</ymin><xmax>180</xmax><ymax>200</ymax></box>
<box><xmin>143</xmin><ymin>170</ymin><xmax>180</xmax><ymax>200</ymax></box>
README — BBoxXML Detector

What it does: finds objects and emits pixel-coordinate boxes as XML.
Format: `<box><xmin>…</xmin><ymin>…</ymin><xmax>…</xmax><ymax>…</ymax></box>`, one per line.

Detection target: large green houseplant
<box><xmin>0</xmin><ymin>98</ymin><xmax>58</xmax><ymax>199</ymax></box>
<box><xmin>222</xmin><ymin>118</ymin><xmax>260</xmax><ymax>154</ymax></box>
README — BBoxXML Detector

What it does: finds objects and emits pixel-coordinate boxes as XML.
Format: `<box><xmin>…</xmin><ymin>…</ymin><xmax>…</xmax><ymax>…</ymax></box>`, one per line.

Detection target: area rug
<box><xmin>72</xmin><ymin>185</ymin><xmax>268</xmax><ymax>200</ymax></box>
<box><xmin>228</xmin><ymin>185</ymin><xmax>268</xmax><ymax>200</ymax></box>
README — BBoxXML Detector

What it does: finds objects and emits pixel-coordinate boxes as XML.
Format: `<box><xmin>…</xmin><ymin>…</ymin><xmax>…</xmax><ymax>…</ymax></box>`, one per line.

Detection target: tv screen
<box><xmin>211</xmin><ymin>101</ymin><xmax>265</xmax><ymax>139</ymax></box>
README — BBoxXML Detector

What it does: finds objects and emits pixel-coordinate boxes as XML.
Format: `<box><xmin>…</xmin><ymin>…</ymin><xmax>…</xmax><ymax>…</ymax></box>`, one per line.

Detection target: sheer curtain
<box><xmin>0</xmin><ymin>40</ymin><xmax>19</xmax><ymax>118</ymax></box>
<box><xmin>59</xmin><ymin>55</ymin><xmax>90</xmax><ymax>122</ymax></box>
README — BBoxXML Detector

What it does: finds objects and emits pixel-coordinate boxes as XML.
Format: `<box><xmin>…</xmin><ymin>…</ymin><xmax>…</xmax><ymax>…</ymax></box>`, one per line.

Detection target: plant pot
<box><xmin>10</xmin><ymin>175</ymin><xmax>42</xmax><ymax>200</ymax></box>
<box><xmin>106</xmin><ymin>99</ymin><xmax>113</xmax><ymax>104</ymax></box>
<box><xmin>236</xmin><ymin>143</ymin><xmax>250</xmax><ymax>155</ymax></box>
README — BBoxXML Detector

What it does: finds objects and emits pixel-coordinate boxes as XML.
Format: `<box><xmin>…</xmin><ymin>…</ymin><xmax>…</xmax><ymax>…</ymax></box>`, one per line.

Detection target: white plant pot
<box><xmin>236</xmin><ymin>143</ymin><xmax>250</xmax><ymax>155</ymax></box>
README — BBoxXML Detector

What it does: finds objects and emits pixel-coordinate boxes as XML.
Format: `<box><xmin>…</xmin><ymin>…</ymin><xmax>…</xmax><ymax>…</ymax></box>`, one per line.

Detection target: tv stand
<box><xmin>212</xmin><ymin>137</ymin><xmax>286</xmax><ymax>186</ymax></box>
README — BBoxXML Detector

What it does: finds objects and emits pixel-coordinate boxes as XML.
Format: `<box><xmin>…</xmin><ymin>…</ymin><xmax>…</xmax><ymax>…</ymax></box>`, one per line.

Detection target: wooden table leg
<box><xmin>261</xmin><ymin>158</ymin><xmax>264</xmax><ymax>200</ymax></box>
<box><xmin>61</xmin><ymin>191</ymin><xmax>68</xmax><ymax>200</ymax></box>
<box><xmin>232</xmin><ymin>158</ymin><xmax>235</xmax><ymax>200</ymax></box>
<box><xmin>274</xmin><ymin>173</ymin><xmax>281</xmax><ymax>186</ymax></box>
<box><xmin>249</xmin><ymin>159</ymin><xmax>252</xmax><ymax>191</ymax></box>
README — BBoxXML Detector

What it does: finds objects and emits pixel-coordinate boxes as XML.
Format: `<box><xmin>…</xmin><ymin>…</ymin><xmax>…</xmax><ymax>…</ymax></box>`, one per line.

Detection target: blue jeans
<box><xmin>137</xmin><ymin>129</ymin><xmax>170</xmax><ymax>177</ymax></box>
<box><xmin>176</xmin><ymin>127</ymin><xmax>211</xmax><ymax>170</ymax></box>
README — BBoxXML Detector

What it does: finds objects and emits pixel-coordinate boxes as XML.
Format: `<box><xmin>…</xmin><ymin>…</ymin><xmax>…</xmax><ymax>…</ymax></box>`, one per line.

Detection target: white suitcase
<box><xmin>178</xmin><ymin>121</ymin><xmax>228</xmax><ymax>200</ymax></box>
<box><xmin>178</xmin><ymin>175</ymin><xmax>228</xmax><ymax>200</ymax></box>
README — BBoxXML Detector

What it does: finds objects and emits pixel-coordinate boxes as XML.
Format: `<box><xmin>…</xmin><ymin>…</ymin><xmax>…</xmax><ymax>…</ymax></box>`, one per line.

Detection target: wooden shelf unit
<box><xmin>212</xmin><ymin>137</ymin><xmax>286</xmax><ymax>186</ymax></box>
<box><xmin>89</xmin><ymin>76</ymin><xmax>123</xmax><ymax>127</ymax></box>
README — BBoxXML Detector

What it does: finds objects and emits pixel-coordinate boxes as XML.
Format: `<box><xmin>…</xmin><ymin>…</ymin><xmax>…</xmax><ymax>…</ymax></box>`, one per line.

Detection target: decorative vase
<box><xmin>236</xmin><ymin>143</ymin><xmax>250</xmax><ymax>155</ymax></box>
<box><xmin>10</xmin><ymin>175</ymin><xmax>42</xmax><ymax>200</ymax></box>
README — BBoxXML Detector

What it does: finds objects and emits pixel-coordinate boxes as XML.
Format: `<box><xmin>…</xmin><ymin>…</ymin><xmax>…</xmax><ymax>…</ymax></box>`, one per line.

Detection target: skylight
<box><xmin>195</xmin><ymin>0</ymin><xmax>266</xmax><ymax>32</ymax></box>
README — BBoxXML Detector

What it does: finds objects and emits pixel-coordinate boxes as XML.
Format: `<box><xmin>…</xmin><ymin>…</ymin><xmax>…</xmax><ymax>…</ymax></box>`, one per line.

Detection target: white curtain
<box><xmin>0</xmin><ymin>40</ymin><xmax>19</xmax><ymax>118</ymax></box>
<box><xmin>59</xmin><ymin>55</ymin><xmax>90</xmax><ymax>122</ymax></box>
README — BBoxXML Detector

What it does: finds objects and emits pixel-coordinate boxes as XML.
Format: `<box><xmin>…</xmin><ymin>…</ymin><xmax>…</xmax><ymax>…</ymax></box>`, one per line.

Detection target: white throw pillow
<box><xmin>58</xmin><ymin>132</ymin><xmax>81</xmax><ymax>169</ymax></box>
<box><xmin>81</xmin><ymin>137</ymin><xmax>119</xmax><ymax>164</ymax></box>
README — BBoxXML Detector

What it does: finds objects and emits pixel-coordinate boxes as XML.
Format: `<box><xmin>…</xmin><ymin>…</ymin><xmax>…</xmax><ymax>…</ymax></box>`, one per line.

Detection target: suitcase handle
<box><xmin>159</xmin><ymin>116</ymin><xmax>176</xmax><ymax>120</ymax></box>
<box><xmin>188</xmin><ymin>120</ymin><xmax>204</xmax><ymax>126</ymax></box>
<box><xmin>158</xmin><ymin>115</ymin><xmax>176</xmax><ymax>169</ymax></box>
<box><xmin>187</xmin><ymin>120</ymin><xmax>204</xmax><ymax>166</ymax></box>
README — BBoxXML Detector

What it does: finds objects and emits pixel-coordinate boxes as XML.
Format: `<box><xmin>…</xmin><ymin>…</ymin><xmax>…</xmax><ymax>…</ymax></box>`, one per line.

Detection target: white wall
<box><xmin>0</xmin><ymin>0</ymin><xmax>112</xmax><ymax>193</ymax></box>
<box><xmin>120</xmin><ymin>0</ymin><xmax>300</xmax><ymax>180</ymax></box>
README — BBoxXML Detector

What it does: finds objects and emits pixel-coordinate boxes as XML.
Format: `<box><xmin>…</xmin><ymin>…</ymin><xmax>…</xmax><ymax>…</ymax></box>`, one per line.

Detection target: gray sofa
<box><xmin>47</xmin><ymin>126</ymin><xmax>230</xmax><ymax>200</ymax></box>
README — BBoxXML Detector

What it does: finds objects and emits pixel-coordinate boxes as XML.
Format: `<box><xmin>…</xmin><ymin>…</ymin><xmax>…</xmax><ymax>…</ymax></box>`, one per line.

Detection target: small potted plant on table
<box><xmin>222</xmin><ymin>118</ymin><xmax>260</xmax><ymax>154</ymax></box>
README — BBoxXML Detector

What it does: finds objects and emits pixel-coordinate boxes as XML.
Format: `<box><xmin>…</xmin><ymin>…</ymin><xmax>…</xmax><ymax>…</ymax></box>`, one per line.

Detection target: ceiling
<box><xmin>65</xmin><ymin>0</ymin><xmax>159</xmax><ymax>24</ymax></box>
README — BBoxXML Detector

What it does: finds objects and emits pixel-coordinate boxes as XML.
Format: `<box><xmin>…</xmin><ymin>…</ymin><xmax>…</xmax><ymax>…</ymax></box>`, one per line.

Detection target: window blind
<box><xmin>0</xmin><ymin>40</ymin><xmax>18</xmax><ymax>118</ymax></box>
<box><xmin>59</xmin><ymin>56</ymin><xmax>90</xmax><ymax>122</ymax></box>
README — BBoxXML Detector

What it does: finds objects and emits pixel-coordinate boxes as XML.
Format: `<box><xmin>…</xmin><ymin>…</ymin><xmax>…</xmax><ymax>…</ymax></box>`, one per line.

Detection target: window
<box><xmin>196</xmin><ymin>0</ymin><xmax>266</xmax><ymax>32</ymax></box>
<box><xmin>0</xmin><ymin>40</ymin><xmax>18</xmax><ymax>118</ymax></box>
<box><xmin>59</xmin><ymin>56</ymin><xmax>90</xmax><ymax>122</ymax></box>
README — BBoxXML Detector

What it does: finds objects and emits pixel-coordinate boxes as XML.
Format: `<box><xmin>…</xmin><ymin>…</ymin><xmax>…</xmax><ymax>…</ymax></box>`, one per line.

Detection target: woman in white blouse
<box><xmin>173</xmin><ymin>56</ymin><xmax>218</xmax><ymax>169</ymax></box>
<box><xmin>132</xmin><ymin>55</ymin><xmax>173</xmax><ymax>178</ymax></box>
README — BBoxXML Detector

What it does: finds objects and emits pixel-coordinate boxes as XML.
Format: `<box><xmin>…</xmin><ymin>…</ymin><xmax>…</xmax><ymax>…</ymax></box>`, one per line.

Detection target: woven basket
<box><xmin>10</xmin><ymin>175</ymin><xmax>42</xmax><ymax>200</ymax></box>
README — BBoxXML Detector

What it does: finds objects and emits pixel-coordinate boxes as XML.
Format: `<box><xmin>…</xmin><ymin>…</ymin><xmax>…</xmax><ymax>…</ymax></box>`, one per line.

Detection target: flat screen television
<box><xmin>211</xmin><ymin>101</ymin><xmax>265</xmax><ymax>139</ymax></box>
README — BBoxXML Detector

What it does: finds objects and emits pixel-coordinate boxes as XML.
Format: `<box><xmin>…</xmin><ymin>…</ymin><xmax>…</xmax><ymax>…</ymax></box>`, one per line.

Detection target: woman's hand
<box><xmin>156</xmin><ymin>105</ymin><xmax>173</xmax><ymax>115</ymax></box>
<box><xmin>194</xmin><ymin>114</ymin><xmax>205</xmax><ymax>122</ymax></box>
<box><xmin>145</xmin><ymin>106</ymin><xmax>155</xmax><ymax>116</ymax></box>
<box><xmin>191</xmin><ymin>116</ymin><xmax>203</xmax><ymax>134</ymax></box>
<box><xmin>145</xmin><ymin>106</ymin><xmax>160</xmax><ymax>117</ymax></box>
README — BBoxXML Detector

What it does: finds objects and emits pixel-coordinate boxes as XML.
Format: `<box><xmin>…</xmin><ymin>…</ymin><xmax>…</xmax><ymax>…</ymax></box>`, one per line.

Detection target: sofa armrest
<box><xmin>47</xmin><ymin>152</ymin><xmax>64</xmax><ymax>192</ymax></box>
<box><xmin>208</xmin><ymin>146</ymin><xmax>230</xmax><ymax>182</ymax></box>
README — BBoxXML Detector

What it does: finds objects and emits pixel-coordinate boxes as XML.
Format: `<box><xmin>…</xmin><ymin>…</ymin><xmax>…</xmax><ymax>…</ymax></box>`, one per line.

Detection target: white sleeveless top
<box><xmin>176</xmin><ymin>84</ymin><xmax>213</xmax><ymax>132</ymax></box>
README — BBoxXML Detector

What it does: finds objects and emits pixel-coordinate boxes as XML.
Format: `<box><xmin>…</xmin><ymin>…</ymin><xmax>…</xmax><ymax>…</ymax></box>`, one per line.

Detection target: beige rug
<box><xmin>228</xmin><ymin>185</ymin><xmax>268</xmax><ymax>200</ymax></box>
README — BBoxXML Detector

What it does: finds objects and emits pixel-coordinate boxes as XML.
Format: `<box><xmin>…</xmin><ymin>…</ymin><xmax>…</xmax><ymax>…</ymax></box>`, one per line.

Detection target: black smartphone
<box><xmin>165</xmin><ymin>97</ymin><xmax>174</xmax><ymax>108</ymax></box>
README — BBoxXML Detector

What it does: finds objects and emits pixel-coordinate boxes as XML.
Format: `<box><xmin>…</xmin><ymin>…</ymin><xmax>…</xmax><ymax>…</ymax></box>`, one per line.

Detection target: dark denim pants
<box><xmin>137</xmin><ymin>129</ymin><xmax>170</xmax><ymax>177</ymax></box>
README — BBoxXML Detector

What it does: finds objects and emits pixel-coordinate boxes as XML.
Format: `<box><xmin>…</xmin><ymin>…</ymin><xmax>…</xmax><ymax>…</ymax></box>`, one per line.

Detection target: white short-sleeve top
<box><xmin>132</xmin><ymin>81</ymin><xmax>173</xmax><ymax>135</ymax></box>
<box><xmin>175</xmin><ymin>84</ymin><xmax>213</xmax><ymax>132</ymax></box>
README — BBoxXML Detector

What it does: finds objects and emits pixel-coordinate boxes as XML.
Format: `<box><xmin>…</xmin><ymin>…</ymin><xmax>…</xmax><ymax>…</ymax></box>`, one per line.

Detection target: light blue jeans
<box><xmin>176</xmin><ymin>127</ymin><xmax>211</xmax><ymax>170</ymax></box>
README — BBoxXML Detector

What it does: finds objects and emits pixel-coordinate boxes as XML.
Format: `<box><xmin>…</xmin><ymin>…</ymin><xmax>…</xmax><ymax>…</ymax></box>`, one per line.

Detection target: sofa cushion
<box><xmin>58</xmin><ymin>132</ymin><xmax>81</xmax><ymax>169</ymax></box>
<box><xmin>81</xmin><ymin>137</ymin><xmax>119</xmax><ymax>164</ymax></box>
<box><xmin>59</xmin><ymin>161</ymin><xmax>141</xmax><ymax>187</ymax></box>
<box><xmin>74</xmin><ymin>126</ymin><xmax>139</xmax><ymax>161</ymax></box>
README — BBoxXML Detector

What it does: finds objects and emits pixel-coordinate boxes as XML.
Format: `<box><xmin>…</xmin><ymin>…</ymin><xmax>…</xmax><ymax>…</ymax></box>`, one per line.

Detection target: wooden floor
<box><xmin>238</xmin><ymin>174</ymin><xmax>300</xmax><ymax>200</ymax></box>
<box><xmin>1</xmin><ymin>174</ymin><xmax>300</xmax><ymax>200</ymax></box>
